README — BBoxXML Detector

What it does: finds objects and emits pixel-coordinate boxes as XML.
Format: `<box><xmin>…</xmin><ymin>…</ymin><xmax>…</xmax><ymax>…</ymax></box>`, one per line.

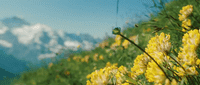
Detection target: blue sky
<box><xmin>0</xmin><ymin>0</ymin><xmax>172</xmax><ymax>39</ymax></box>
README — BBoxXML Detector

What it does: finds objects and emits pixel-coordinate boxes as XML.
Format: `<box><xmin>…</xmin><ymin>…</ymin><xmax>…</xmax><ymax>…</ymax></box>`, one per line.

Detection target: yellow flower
<box><xmin>122</xmin><ymin>40</ymin><xmax>130</xmax><ymax>49</ymax></box>
<box><xmin>86</xmin><ymin>63</ymin><xmax>127</xmax><ymax>85</ymax></box>
<box><xmin>178</xmin><ymin>29</ymin><xmax>200</xmax><ymax>66</ymax></box>
<box><xmin>77</xmin><ymin>45</ymin><xmax>81</xmax><ymax>48</ymax></box>
<box><xmin>81</xmin><ymin>58</ymin><xmax>85</xmax><ymax>62</ymax></box>
<box><xmin>146</xmin><ymin>28</ymin><xmax>151</xmax><ymax>32</ymax></box>
<box><xmin>115</xmin><ymin>35</ymin><xmax>122</xmax><ymax>41</ymax></box>
<box><xmin>179</xmin><ymin>5</ymin><xmax>193</xmax><ymax>21</ymax></box>
<box><xmin>118</xmin><ymin>65</ymin><xmax>128</xmax><ymax>74</ymax></box>
<box><xmin>110</xmin><ymin>42</ymin><xmax>118</xmax><ymax>50</ymax></box>
<box><xmin>131</xmin><ymin>54</ymin><xmax>150</xmax><ymax>76</ymax></box>
<box><xmin>178</xmin><ymin>14</ymin><xmax>187</xmax><ymax>21</ymax></box>
<box><xmin>116</xmin><ymin>40</ymin><xmax>122</xmax><ymax>46</ymax></box>
<box><xmin>99</xmin><ymin>41</ymin><xmax>109</xmax><ymax>49</ymax></box>
<box><xmin>145</xmin><ymin>61</ymin><xmax>166</xmax><ymax>84</ymax></box>
<box><xmin>48</xmin><ymin>62</ymin><xmax>53</xmax><ymax>68</ymax></box>
<box><xmin>106</xmin><ymin>62</ymin><xmax>111</xmax><ymax>67</ymax></box>
<box><xmin>64</xmin><ymin>71</ymin><xmax>70</xmax><ymax>76</ymax></box>
<box><xmin>180</xmin><ymin>5</ymin><xmax>193</xmax><ymax>16</ymax></box>
<box><xmin>174</xmin><ymin>64</ymin><xmax>198</xmax><ymax>76</ymax></box>
<box><xmin>99</xmin><ymin>55</ymin><xmax>104</xmax><ymax>60</ymax></box>
<box><xmin>55</xmin><ymin>75</ymin><xmax>60</xmax><ymax>79</ymax></box>
<box><xmin>185</xmin><ymin>66</ymin><xmax>198</xmax><ymax>75</ymax></box>
<box><xmin>31</xmin><ymin>79</ymin><xmax>36</xmax><ymax>85</ymax></box>
<box><xmin>131</xmin><ymin>32</ymin><xmax>171</xmax><ymax>80</ymax></box>
<box><xmin>181</xmin><ymin>19</ymin><xmax>191</xmax><ymax>31</ymax></box>
<box><xmin>122</xmin><ymin>83</ymin><xmax>129</xmax><ymax>85</ymax></box>
<box><xmin>146</xmin><ymin>32</ymin><xmax>171</xmax><ymax>53</ymax></box>
<box><xmin>109</xmin><ymin>53</ymin><xmax>113</xmax><ymax>57</ymax></box>
<box><xmin>67</xmin><ymin>58</ymin><xmax>71</xmax><ymax>61</ymax></box>
<box><xmin>114</xmin><ymin>34</ymin><xmax>122</xmax><ymax>46</ymax></box>
<box><xmin>196</xmin><ymin>59</ymin><xmax>200</xmax><ymax>65</ymax></box>
<box><xmin>173</xmin><ymin>65</ymin><xmax>185</xmax><ymax>77</ymax></box>
<box><xmin>165</xmin><ymin>79</ymin><xmax>170</xmax><ymax>85</ymax></box>
<box><xmin>171</xmin><ymin>79</ymin><xmax>178</xmax><ymax>85</ymax></box>
<box><xmin>86</xmin><ymin>80</ymin><xmax>91</xmax><ymax>85</ymax></box>
<box><xmin>84</xmin><ymin>55</ymin><xmax>90</xmax><ymax>63</ymax></box>
<box><xmin>154</xmin><ymin>18</ymin><xmax>158</xmax><ymax>22</ymax></box>
<box><xmin>93</xmin><ymin>53</ymin><xmax>98</xmax><ymax>61</ymax></box>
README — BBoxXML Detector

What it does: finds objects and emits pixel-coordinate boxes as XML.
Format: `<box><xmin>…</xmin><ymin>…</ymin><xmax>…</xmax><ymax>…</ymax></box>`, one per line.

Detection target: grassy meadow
<box><xmin>3</xmin><ymin>0</ymin><xmax>200</xmax><ymax>84</ymax></box>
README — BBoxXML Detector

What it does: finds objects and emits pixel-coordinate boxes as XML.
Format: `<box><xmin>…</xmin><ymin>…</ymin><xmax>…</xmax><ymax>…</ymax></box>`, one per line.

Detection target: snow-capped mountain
<box><xmin>0</xmin><ymin>16</ymin><xmax>102</xmax><ymax>74</ymax></box>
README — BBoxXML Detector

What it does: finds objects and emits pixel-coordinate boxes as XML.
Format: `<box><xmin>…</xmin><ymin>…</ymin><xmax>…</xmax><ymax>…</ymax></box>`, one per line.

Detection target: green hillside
<box><xmin>6</xmin><ymin>0</ymin><xmax>200</xmax><ymax>85</ymax></box>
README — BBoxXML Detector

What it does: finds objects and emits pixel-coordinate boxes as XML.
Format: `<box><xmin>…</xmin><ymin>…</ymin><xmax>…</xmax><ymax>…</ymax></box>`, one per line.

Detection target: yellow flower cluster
<box><xmin>99</xmin><ymin>41</ymin><xmax>109</xmax><ymax>49</ymax></box>
<box><xmin>77</xmin><ymin>45</ymin><xmax>81</xmax><ymax>48</ymax></box>
<box><xmin>99</xmin><ymin>55</ymin><xmax>104</xmax><ymax>60</ymax></box>
<box><xmin>181</xmin><ymin>19</ymin><xmax>191</xmax><ymax>32</ymax></box>
<box><xmin>174</xmin><ymin>29</ymin><xmax>200</xmax><ymax>76</ymax></box>
<box><xmin>73</xmin><ymin>56</ymin><xmax>82</xmax><ymax>62</ymax></box>
<box><xmin>48</xmin><ymin>62</ymin><xmax>53</xmax><ymax>68</ymax></box>
<box><xmin>143</xmin><ymin>28</ymin><xmax>151</xmax><ymax>33</ymax></box>
<box><xmin>165</xmin><ymin>79</ymin><xmax>178</xmax><ymax>85</ymax></box>
<box><xmin>93</xmin><ymin>53</ymin><xmax>98</xmax><ymax>61</ymax></box>
<box><xmin>131</xmin><ymin>54</ymin><xmax>150</xmax><ymax>76</ymax></box>
<box><xmin>145</xmin><ymin>61</ymin><xmax>166</xmax><ymax>84</ymax></box>
<box><xmin>86</xmin><ymin>62</ymin><xmax>128</xmax><ymax>85</ymax></box>
<box><xmin>122</xmin><ymin>40</ymin><xmax>130</xmax><ymax>49</ymax></box>
<box><xmin>72</xmin><ymin>55</ymin><xmax>90</xmax><ymax>63</ymax></box>
<box><xmin>67</xmin><ymin>58</ymin><xmax>71</xmax><ymax>61</ymax></box>
<box><xmin>178</xmin><ymin>5</ymin><xmax>193</xmax><ymax>32</ymax></box>
<box><xmin>84</xmin><ymin>55</ymin><xmax>90</xmax><ymax>63</ymax></box>
<box><xmin>131</xmin><ymin>32</ymin><xmax>171</xmax><ymax>84</ymax></box>
<box><xmin>64</xmin><ymin>70</ymin><xmax>70</xmax><ymax>76</ymax></box>
<box><xmin>178</xmin><ymin>5</ymin><xmax>193</xmax><ymax>21</ymax></box>
<box><xmin>146</xmin><ymin>33</ymin><xmax>171</xmax><ymax>53</ymax></box>
<box><xmin>110</xmin><ymin>34</ymin><xmax>122</xmax><ymax>50</ymax></box>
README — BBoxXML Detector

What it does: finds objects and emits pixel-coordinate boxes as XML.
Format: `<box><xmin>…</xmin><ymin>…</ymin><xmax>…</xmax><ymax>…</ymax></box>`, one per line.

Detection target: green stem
<box><xmin>192</xmin><ymin>76</ymin><xmax>199</xmax><ymax>84</ymax></box>
<box><xmin>186</xmin><ymin>76</ymin><xmax>192</xmax><ymax>85</ymax></box>
<box><xmin>169</xmin><ymin>55</ymin><xmax>186</xmax><ymax>71</ymax></box>
<box><xmin>166</xmin><ymin>27</ymin><xmax>185</xmax><ymax>34</ymax></box>
<box><xmin>189</xmin><ymin>76</ymin><xmax>196</xmax><ymax>85</ymax></box>
<box><xmin>195</xmin><ymin>75</ymin><xmax>200</xmax><ymax>84</ymax></box>
<box><xmin>119</xmin><ymin>33</ymin><xmax>171</xmax><ymax>82</ymax></box>
<box><xmin>166</xmin><ymin>67</ymin><xmax>181</xmax><ymax>81</ymax></box>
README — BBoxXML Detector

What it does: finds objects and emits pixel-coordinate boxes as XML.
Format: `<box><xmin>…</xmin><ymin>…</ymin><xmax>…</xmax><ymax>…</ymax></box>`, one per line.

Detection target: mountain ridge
<box><xmin>0</xmin><ymin>16</ymin><xmax>102</xmax><ymax>74</ymax></box>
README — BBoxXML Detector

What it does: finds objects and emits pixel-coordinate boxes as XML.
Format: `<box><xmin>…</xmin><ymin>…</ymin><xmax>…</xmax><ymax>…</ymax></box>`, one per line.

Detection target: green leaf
<box><xmin>125</xmin><ymin>75</ymin><xmax>138</xmax><ymax>85</ymax></box>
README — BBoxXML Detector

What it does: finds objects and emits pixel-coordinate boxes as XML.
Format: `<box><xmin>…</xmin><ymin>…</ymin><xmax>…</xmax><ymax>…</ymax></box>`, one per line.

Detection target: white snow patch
<box><xmin>83</xmin><ymin>40</ymin><xmax>94</xmax><ymax>51</ymax></box>
<box><xmin>64</xmin><ymin>41</ymin><xmax>82</xmax><ymax>51</ymax></box>
<box><xmin>64</xmin><ymin>41</ymin><xmax>81</xmax><ymax>47</ymax></box>
<box><xmin>38</xmin><ymin>53</ymin><xmax>56</xmax><ymax>60</ymax></box>
<box><xmin>11</xmin><ymin>23</ymin><xmax>55</xmax><ymax>45</ymax></box>
<box><xmin>0</xmin><ymin>27</ymin><xmax>8</xmax><ymax>34</ymax></box>
<box><xmin>49</xmin><ymin>45</ymin><xmax>63</xmax><ymax>53</ymax></box>
<box><xmin>57</xmin><ymin>29</ymin><xmax>65</xmax><ymax>38</ymax></box>
<box><xmin>0</xmin><ymin>40</ymin><xmax>13</xmax><ymax>48</ymax></box>
<box><xmin>48</xmin><ymin>39</ymin><xmax>58</xmax><ymax>46</ymax></box>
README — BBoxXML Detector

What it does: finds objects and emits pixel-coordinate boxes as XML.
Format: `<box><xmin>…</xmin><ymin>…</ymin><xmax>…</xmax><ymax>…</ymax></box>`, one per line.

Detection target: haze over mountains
<box><xmin>0</xmin><ymin>16</ymin><xmax>102</xmax><ymax>75</ymax></box>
